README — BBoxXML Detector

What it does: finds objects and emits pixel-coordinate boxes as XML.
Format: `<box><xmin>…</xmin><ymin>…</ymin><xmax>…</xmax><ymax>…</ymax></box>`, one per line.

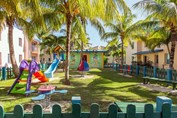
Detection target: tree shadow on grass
<box><xmin>87</xmin><ymin>69</ymin><xmax>142</xmax><ymax>83</ymax></box>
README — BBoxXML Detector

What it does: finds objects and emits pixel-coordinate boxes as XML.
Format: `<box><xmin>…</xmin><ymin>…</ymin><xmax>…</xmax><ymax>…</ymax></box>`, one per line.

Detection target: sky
<box><xmin>86</xmin><ymin>0</ymin><xmax>144</xmax><ymax>47</ymax></box>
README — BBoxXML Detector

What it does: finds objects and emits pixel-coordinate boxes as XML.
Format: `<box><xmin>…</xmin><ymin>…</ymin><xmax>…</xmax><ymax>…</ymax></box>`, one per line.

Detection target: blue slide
<box><xmin>44</xmin><ymin>58</ymin><xmax>60</xmax><ymax>78</ymax></box>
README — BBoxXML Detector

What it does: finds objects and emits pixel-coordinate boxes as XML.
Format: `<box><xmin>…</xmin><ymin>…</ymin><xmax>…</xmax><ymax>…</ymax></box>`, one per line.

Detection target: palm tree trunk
<box><xmin>169</xmin><ymin>29</ymin><xmax>177</xmax><ymax>69</ymax></box>
<box><xmin>81</xmin><ymin>18</ymin><xmax>86</xmax><ymax>58</ymax></box>
<box><xmin>64</xmin><ymin>14</ymin><xmax>73</xmax><ymax>85</ymax></box>
<box><xmin>166</xmin><ymin>44</ymin><xmax>171</xmax><ymax>55</ymax></box>
<box><xmin>121</xmin><ymin>38</ymin><xmax>124</xmax><ymax>68</ymax></box>
<box><xmin>7</xmin><ymin>19</ymin><xmax>19</xmax><ymax>77</ymax></box>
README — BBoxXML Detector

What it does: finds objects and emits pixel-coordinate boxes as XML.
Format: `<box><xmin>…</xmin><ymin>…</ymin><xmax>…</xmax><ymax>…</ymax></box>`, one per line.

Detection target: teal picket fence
<box><xmin>139</xmin><ymin>66</ymin><xmax>144</xmax><ymax>76</ymax></box>
<box><xmin>172</xmin><ymin>70</ymin><xmax>177</xmax><ymax>81</ymax></box>
<box><xmin>156</xmin><ymin>68</ymin><xmax>166</xmax><ymax>79</ymax></box>
<box><xmin>131</xmin><ymin>65</ymin><xmax>136</xmax><ymax>75</ymax></box>
<box><xmin>146</xmin><ymin>67</ymin><xmax>154</xmax><ymax>77</ymax></box>
<box><xmin>0</xmin><ymin>67</ymin><xmax>15</xmax><ymax>80</ymax></box>
<box><xmin>104</xmin><ymin>63</ymin><xmax>113</xmax><ymax>68</ymax></box>
<box><xmin>0</xmin><ymin>103</ymin><xmax>176</xmax><ymax>118</ymax></box>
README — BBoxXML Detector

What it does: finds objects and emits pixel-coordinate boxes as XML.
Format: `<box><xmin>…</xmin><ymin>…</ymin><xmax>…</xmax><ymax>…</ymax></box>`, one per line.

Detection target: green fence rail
<box><xmin>0</xmin><ymin>103</ymin><xmax>176</xmax><ymax>118</ymax></box>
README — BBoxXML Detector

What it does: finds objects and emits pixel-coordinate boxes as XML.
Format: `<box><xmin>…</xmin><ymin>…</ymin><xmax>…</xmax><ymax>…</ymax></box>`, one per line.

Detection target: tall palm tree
<box><xmin>133</xmin><ymin>0</ymin><xmax>177</xmax><ymax>69</ymax></box>
<box><xmin>102</xmin><ymin>13</ymin><xmax>136</xmax><ymax>67</ymax></box>
<box><xmin>0</xmin><ymin>0</ymin><xmax>23</xmax><ymax>77</ymax></box>
<box><xmin>0</xmin><ymin>0</ymin><xmax>44</xmax><ymax>77</ymax></box>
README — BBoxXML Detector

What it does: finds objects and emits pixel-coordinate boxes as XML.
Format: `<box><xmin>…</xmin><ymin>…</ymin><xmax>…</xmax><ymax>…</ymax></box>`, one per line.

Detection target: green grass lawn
<box><xmin>0</xmin><ymin>68</ymin><xmax>177</xmax><ymax>112</ymax></box>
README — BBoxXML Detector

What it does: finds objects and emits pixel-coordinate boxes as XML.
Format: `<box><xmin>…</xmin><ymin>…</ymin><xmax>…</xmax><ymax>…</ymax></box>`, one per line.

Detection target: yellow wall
<box><xmin>126</xmin><ymin>41</ymin><xmax>177</xmax><ymax>70</ymax></box>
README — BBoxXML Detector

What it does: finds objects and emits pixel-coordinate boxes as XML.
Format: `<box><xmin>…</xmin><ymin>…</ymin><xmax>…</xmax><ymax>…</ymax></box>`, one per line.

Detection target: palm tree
<box><xmin>0</xmin><ymin>0</ymin><xmax>44</xmax><ymax>77</ymax></box>
<box><xmin>0</xmin><ymin>0</ymin><xmax>23</xmax><ymax>77</ymax></box>
<box><xmin>41</xmin><ymin>0</ymin><xmax>120</xmax><ymax>84</ymax></box>
<box><xmin>102</xmin><ymin>13</ymin><xmax>136</xmax><ymax>67</ymax></box>
<box><xmin>39</xmin><ymin>34</ymin><xmax>66</xmax><ymax>53</ymax></box>
<box><xmin>133</xmin><ymin>0</ymin><xmax>177</xmax><ymax>69</ymax></box>
<box><xmin>39</xmin><ymin>0</ymin><xmax>131</xmax><ymax>84</ymax></box>
<box><xmin>106</xmin><ymin>38</ymin><xmax>122</xmax><ymax>63</ymax></box>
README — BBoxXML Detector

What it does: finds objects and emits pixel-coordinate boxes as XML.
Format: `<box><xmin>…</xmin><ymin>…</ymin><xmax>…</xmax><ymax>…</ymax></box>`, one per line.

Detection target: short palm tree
<box><xmin>102</xmin><ymin>13</ymin><xmax>136</xmax><ymax>67</ymax></box>
<box><xmin>106</xmin><ymin>38</ymin><xmax>122</xmax><ymax>63</ymax></box>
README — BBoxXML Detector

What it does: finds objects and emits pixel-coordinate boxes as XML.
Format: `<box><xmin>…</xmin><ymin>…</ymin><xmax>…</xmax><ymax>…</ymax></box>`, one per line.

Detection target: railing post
<box><xmin>2</xmin><ymin>67</ymin><xmax>6</xmax><ymax>80</ymax></box>
<box><xmin>136</xmin><ymin>65</ymin><xmax>139</xmax><ymax>76</ymax></box>
<box><xmin>113</xmin><ymin>63</ymin><xmax>116</xmax><ymax>70</ymax></box>
<box><xmin>167</xmin><ymin>69</ymin><xmax>172</xmax><ymax>81</ymax></box>
<box><xmin>90</xmin><ymin>103</ymin><xmax>99</xmax><ymax>118</ymax></box>
<box><xmin>130</xmin><ymin>65</ymin><xmax>133</xmax><ymax>74</ymax></box>
<box><xmin>9</xmin><ymin>67</ymin><xmax>12</xmax><ymax>78</ymax></box>
<box><xmin>153</xmin><ymin>66</ymin><xmax>157</xmax><ymax>78</ymax></box>
<box><xmin>117</xmin><ymin>64</ymin><xmax>120</xmax><ymax>72</ymax></box>
<box><xmin>143</xmin><ymin>66</ymin><xmax>147</xmax><ymax>77</ymax></box>
<box><xmin>6</xmin><ymin>68</ymin><xmax>10</xmax><ymax>79</ymax></box>
<box><xmin>116</xmin><ymin>63</ymin><xmax>118</xmax><ymax>71</ymax></box>
<box><xmin>0</xmin><ymin>68</ymin><xmax>2</xmax><ymax>80</ymax></box>
<box><xmin>108</xmin><ymin>104</ymin><xmax>117</xmax><ymax>118</ymax></box>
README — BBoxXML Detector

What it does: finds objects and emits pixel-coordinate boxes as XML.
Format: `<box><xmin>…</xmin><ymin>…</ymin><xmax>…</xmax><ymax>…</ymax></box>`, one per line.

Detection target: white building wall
<box><xmin>0</xmin><ymin>27</ymin><xmax>24</xmax><ymax>67</ymax></box>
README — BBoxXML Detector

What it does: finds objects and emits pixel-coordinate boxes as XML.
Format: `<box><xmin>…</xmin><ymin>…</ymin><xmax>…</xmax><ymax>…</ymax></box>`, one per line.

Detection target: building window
<box><xmin>144</xmin><ymin>56</ymin><xmax>147</xmax><ymax>64</ymax></box>
<box><xmin>19</xmin><ymin>38</ymin><xmax>22</xmax><ymax>47</ymax></box>
<box><xmin>0</xmin><ymin>52</ymin><xmax>2</xmax><ymax>66</ymax></box>
<box><xmin>48</xmin><ymin>58</ymin><xmax>51</xmax><ymax>62</ymax></box>
<box><xmin>19</xmin><ymin>55</ymin><xmax>22</xmax><ymax>62</ymax></box>
<box><xmin>8</xmin><ymin>54</ymin><xmax>11</xmax><ymax>63</ymax></box>
<box><xmin>165</xmin><ymin>53</ymin><xmax>170</xmax><ymax>64</ymax></box>
<box><xmin>155</xmin><ymin>55</ymin><xmax>158</xmax><ymax>64</ymax></box>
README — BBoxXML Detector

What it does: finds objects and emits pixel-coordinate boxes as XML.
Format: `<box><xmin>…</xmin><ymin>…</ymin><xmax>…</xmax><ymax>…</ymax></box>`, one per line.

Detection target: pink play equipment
<box><xmin>38</xmin><ymin>85</ymin><xmax>55</xmax><ymax>94</ymax></box>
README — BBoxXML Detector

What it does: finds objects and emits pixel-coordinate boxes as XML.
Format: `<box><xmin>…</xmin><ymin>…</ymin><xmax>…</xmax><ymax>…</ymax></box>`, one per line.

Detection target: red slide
<box><xmin>33</xmin><ymin>71</ymin><xmax>49</xmax><ymax>82</ymax></box>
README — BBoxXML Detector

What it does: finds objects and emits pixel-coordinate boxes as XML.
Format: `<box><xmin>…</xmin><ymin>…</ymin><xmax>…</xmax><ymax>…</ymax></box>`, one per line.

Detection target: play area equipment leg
<box><xmin>45</xmin><ymin>95</ymin><xmax>51</xmax><ymax>108</ymax></box>
<box><xmin>72</xmin><ymin>96</ymin><xmax>81</xmax><ymax>104</ymax></box>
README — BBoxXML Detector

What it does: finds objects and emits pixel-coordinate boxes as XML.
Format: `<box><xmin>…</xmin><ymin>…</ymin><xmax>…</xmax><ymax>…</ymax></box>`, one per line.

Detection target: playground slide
<box><xmin>44</xmin><ymin>58</ymin><xmax>60</xmax><ymax>78</ymax></box>
<box><xmin>8</xmin><ymin>60</ymin><xmax>39</xmax><ymax>94</ymax></box>
<box><xmin>33</xmin><ymin>71</ymin><xmax>49</xmax><ymax>82</ymax></box>
<box><xmin>7</xmin><ymin>60</ymin><xmax>29</xmax><ymax>94</ymax></box>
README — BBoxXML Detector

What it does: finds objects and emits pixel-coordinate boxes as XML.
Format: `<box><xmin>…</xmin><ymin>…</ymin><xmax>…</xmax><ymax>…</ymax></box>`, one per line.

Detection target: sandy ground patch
<box><xmin>139</xmin><ymin>83</ymin><xmax>172</xmax><ymax>93</ymax></box>
<box><xmin>70</xmin><ymin>74</ymin><xmax>94</xmax><ymax>79</ymax></box>
<box><xmin>24</xmin><ymin>100</ymin><xmax>71</xmax><ymax>113</ymax></box>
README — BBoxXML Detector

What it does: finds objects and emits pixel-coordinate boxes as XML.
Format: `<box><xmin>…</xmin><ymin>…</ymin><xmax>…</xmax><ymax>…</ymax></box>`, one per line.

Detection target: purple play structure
<box><xmin>8</xmin><ymin>60</ymin><xmax>39</xmax><ymax>95</ymax></box>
